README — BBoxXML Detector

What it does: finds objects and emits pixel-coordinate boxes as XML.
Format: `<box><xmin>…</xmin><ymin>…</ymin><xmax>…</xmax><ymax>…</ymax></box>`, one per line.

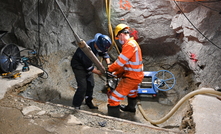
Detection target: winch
<box><xmin>105</xmin><ymin>70</ymin><xmax>176</xmax><ymax>97</ymax></box>
<box><xmin>137</xmin><ymin>70</ymin><xmax>176</xmax><ymax>96</ymax></box>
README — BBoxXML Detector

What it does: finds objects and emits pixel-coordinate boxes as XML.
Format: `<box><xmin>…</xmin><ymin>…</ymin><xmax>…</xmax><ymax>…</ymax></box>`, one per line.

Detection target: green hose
<box><xmin>137</xmin><ymin>89</ymin><xmax>221</xmax><ymax>124</ymax></box>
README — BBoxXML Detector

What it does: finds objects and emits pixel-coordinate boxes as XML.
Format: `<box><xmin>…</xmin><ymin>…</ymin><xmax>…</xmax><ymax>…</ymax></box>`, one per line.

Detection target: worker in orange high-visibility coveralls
<box><xmin>107</xmin><ymin>24</ymin><xmax>144</xmax><ymax>118</ymax></box>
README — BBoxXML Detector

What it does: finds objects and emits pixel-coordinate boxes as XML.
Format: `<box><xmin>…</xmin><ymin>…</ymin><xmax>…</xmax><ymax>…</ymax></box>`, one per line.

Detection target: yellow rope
<box><xmin>105</xmin><ymin>0</ymin><xmax>120</xmax><ymax>54</ymax></box>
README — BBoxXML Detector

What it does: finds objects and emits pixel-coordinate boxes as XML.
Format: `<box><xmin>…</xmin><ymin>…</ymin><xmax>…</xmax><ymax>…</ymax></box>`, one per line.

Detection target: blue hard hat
<box><xmin>95</xmin><ymin>33</ymin><xmax>112</xmax><ymax>52</ymax></box>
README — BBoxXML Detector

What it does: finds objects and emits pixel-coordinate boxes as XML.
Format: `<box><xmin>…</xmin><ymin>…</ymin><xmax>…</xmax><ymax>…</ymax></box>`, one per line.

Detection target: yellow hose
<box><xmin>105</xmin><ymin>0</ymin><xmax>120</xmax><ymax>54</ymax></box>
<box><xmin>137</xmin><ymin>89</ymin><xmax>221</xmax><ymax>125</ymax></box>
<box><xmin>104</xmin><ymin>0</ymin><xmax>219</xmax><ymax>126</ymax></box>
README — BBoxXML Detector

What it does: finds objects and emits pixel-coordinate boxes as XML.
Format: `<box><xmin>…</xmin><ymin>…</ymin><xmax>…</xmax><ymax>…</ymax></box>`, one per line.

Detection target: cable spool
<box><xmin>0</xmin><ymin>44</ymin><xmax>21</xmax><ymax>73</ymax></box>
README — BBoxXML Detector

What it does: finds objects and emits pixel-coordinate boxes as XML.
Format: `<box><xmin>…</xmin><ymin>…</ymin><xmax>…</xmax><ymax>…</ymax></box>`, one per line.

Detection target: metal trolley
<box><xmin>138</xmin><ymin>70</ymin><xmax>176</xmax><ymax>96</ymax></box>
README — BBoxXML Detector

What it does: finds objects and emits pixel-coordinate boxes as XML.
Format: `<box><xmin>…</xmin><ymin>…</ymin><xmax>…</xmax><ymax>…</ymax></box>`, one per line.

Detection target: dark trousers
<box><xmin>72</xmin><ymin>69</ymin><xmax>94</xmax><ymax>107</ymax></box>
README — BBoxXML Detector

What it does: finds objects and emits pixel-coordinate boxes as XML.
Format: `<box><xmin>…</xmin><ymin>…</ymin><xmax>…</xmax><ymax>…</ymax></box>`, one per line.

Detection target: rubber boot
<box><xmin>85</xmin><ymin>98</ymin><xmax>98</xmax><ymax>109</ymax></box>
<box><xmin>120</xmin><ymin>97</ymin><xmax>137</xmax><ymax>113</ymax></box>
<box><xmin>107</xmin><ymin>104</ymin><xmax>120</xmax><ymax>118</ymax></box>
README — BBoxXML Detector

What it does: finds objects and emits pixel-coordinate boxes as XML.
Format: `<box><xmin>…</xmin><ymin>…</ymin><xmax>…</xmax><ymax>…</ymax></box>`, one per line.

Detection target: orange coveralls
<box><xmin>108</xmin><ymin>37</ymin><xmax>144</xmax><ymax>106</ymax></box>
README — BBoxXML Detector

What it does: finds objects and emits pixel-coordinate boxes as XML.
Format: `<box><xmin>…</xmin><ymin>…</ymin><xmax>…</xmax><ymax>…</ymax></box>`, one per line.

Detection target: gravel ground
<box><xmin>0</xmin><ymin>87</ymin><xmax>193</xmax><ymax>134</ymax></box>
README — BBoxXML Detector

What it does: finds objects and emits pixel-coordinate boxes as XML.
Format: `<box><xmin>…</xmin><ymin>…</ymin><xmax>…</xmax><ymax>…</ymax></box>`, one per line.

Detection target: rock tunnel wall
<box><xmin>0</xmin><ymin>0</ymin><xmax>221</xmax><ymax>105</ymax></box>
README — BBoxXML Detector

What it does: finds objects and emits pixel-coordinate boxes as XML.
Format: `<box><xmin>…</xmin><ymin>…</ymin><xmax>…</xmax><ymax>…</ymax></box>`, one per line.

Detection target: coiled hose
<box><xmin>137</xmin><ymin>89</ymin><xmax>221</xmax><ymax>125</ymax></box>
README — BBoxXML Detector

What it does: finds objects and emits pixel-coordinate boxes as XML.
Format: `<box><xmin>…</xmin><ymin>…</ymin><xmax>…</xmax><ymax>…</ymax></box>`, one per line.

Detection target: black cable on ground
<box><xmin>18</xmin><ymin>48</ymin><xmax>49</xmax><ymax>79</ymax></box>
<box><xmin>173</xmin><ymin>0</ymin><xmax>221</xmax><ymax>49</ymax></box>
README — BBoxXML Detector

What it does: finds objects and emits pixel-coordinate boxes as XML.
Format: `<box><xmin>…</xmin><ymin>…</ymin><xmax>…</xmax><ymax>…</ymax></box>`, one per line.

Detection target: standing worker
<box><xmin>71</xmin><ymin>33</ymin><xmax>112</xmax><ymax>109</ymax></box>
<box><xmin>107</xmin><ymin>24</ymin><xmax>144</xmax><ymax>117</ymax></box>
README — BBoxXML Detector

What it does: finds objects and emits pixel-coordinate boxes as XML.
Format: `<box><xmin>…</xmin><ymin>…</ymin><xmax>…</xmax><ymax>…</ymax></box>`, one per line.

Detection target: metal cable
<box><xmin>195</xmin><ymin>0</ymin><xmax>221</xmax><ymax>13</ymax></box>
<box><xmin>173</xmin><ymin>0</ymin><xmax>221</xmax><ymax>49</ymax></box>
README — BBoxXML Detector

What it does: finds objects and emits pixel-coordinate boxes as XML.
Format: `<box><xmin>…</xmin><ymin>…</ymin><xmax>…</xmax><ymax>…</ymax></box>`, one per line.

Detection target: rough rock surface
<box><xmin>1</xmin><ymin>0</ymin><xmax>220</xmax><ymax>103</ymax></box>
<box><xmin>0</xmin><ymin>0</ymin><xmax>221</xmax><ymax>133</ymax></box>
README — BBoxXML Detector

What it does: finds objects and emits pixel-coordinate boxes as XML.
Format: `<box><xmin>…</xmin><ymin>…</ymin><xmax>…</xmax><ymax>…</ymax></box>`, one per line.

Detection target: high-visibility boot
<box><xmin>85</xmin><ymin>98</ymin><xmax>98</xmax><ymax>109</ymax></box>
<box><xmin>107</xmin><ymin>104</ymin><xmax>120</xmax><ymax>118</ymax></box>
<box><xmin>120</xmin><ymin>97</ymin><xmax>137</xmax><ymax>113</ymax></box>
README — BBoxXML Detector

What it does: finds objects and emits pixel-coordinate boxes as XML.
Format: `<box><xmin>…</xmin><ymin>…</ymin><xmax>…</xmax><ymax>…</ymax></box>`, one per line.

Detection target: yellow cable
<box><xmin>137</xmin><ymin>89</ymin><xmax>221</xmax><ymax>124</ymax></box>
<box><xmin>105</xmin><ymin>0</ymin><xmax>120</xmax><ymax>54</ymax></box>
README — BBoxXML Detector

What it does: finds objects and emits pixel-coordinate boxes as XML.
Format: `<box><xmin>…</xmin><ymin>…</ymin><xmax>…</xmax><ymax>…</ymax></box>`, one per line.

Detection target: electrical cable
<box><xmin>36</xmin><ymin>0</ymin><xmax>48</xmax><ymax>79</ymax></box>
<box><xmin>38</xmin><ymin>0</ymin><xmax>41</xmax><ymax>56</ymax></box>
<box><xmin>195</xmin><ymin>0</ymin><xmax>221</xmax><ymax>3</ymax></box>
<box><xmin>137</xmin><ymin>1</ymin><xmax>221</xmax><ymax>125</ymax></box>
<box><xmin>173</xmin><ymin>0</ymin><xmax>221</xmax><ymax>49</ymax></box>
<box><xmin>17</xmin><ymin>48</ymin><xmax>49</xmax><ymax>79</ymax></box>
<box><xmin>194</xmin><ymin>0</ymin><xmax>221</xmax><ymax>14</ymax></box>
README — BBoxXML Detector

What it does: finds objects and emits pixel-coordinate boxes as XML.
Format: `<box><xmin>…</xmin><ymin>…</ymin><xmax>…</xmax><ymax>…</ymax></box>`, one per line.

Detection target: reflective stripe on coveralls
<box><xmin>108</xmin><ymin>38</ymin><xmax>143</xmax><ymax>79</ymax></box>
<box><xmin>128</xmin><ymin>89</ymin><xmax>138</xmax><ymax>97</ymax></box>
<box><xmin>108</xmin><ymin>77</ymin><xmax>141</xmax><ymax>106</ymax></box>
<box><xmin>115</xmin><ymin>39</ymin><xmax>143</xmax><ymax>73</ymax></box>
<box><xmin>109</xmin><ymin>87</ymin><xmax>138</xmax><ymax>101</ymax></box>
<box><xmin>108</xmin><ymin>37</ymin><xmax>144</xmax><ymax>106</ymax></box>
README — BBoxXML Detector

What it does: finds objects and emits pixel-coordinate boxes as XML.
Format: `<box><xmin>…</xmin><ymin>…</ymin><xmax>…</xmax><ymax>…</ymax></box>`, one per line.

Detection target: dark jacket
<box><xmin>71</xmin><ymin>39</ymin><xmax>109</xmax><ymax>72</ymax></box>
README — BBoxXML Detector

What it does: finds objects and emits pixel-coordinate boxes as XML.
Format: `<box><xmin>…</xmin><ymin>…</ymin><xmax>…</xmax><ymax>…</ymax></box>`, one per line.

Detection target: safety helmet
<box><xmin>95</xmin><ymin>33</ymin><xmax>112</xmax><ymax>52</ymax></box>
<box><xmin>114</xmin><ymin>24</ymin><xmax>130</xmax><ymax>37</ymax></box>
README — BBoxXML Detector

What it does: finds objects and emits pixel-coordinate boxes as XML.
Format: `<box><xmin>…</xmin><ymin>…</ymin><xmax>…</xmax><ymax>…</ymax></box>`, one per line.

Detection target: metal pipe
<box><xmin>55</xmin><ymin>0</ymin><xmax>106</xmax><ymax>74</ymax></box>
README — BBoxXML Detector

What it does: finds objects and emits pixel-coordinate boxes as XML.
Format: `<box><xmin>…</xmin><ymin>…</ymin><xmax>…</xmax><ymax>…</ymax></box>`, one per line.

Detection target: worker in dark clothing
<box><xmin>71</xmin><ymin>33</ymin><xmax>112</xmax><ymax>109</ymax></box>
